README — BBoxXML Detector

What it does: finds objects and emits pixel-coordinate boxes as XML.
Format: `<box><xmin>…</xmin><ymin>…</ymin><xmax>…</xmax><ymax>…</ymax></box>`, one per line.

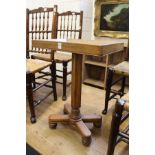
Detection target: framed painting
<box><xmin>94</xmin><ymin>0</ymin><xmax>129</xmax><ymax>38</ymax></box>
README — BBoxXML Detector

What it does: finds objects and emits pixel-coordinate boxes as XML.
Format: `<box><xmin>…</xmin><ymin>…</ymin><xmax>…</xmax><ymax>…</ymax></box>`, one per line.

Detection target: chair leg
<box><xmin>107</xmin><ymin>99</ymin><xmax>125</xmax><ymax>155</ymax></box>
<box><xmin>32</xmin><ymin>73</ymin><xmax>36</xmax><ymax>89</ymax></box>
<box><xmin>62</xmin><ymin>61</ymin><xmax>67</xmax><ymax>101</ymax></box>
<box><xmin>102</xmin><ymin>68</ymin><xmax>113</xmax><ymax>114</ymax></box>
<box><xmin>26</xmin><ymin>51</ymin><xmax>30</xmax><ymax>59</ymax></box>
<box><xmin>26</xmin><ymin>73</ymin><xmax>36</xmax><ymax>123</ymax></box>
<box><xmin>30</xmin><ymin>56</ymin><xmax>36</xmax><ymax>89</ymax></box>
<box><xmin>50</xmin><ymin>62</ymin><xmax>57</xmax><ymax>101</ymax></box>
<box><xmin>120</xmin><ymin>76</ymin><xmax>126</xmax><ymax>97</ymax></box>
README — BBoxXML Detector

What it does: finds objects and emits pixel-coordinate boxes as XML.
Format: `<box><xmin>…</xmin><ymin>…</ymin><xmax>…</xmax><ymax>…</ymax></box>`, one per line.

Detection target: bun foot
<box><xmin>49</xmin><ymin>123</ymin><xmax>57</xmax><ymax>129</ymax></box>
<box><xmin>62</xmin><ymin>96</ymin><xmax>67</xmax><ymax>101</ymax></box>
<box><xmin>30</xmin><ymin>117</ymin><xmax>36</xmax><ymax>123</ymax></box>
<box><xmin>63</xmin><ymin>108</ymin><xmax>68</xmax><ymax>114</ymax></box>
<box><xmin>102</xmin><ymin>109</ymin><xmax>107</xmax><ymax>115</ymax></box>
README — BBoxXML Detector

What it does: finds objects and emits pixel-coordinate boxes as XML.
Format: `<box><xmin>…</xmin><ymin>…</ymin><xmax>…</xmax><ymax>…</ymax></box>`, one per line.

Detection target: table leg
<box><xmin>75</xmin><ymin>120</ymin><xmax>92</xmax><ymax>146</ymax></box>
<box><xmin>82</xmin><ymin>115</ymin><xmax>102</xmax><ymax>128</ymax></box>
<box><xmin>49</xmin><ymin>53</ymin><xmax>102</xmax><ymax>146</ymax></box>
<box><xmin>70</xmin><ymin>54</ymin><xmax>82</xmax><ymax>120</ymax></box>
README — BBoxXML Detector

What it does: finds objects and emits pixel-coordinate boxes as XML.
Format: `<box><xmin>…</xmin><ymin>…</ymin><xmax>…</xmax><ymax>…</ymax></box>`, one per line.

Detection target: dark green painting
<box><xmin>100</xmin><ymin>3</ymin><xmax>129</xmax><ymax>32</ymax></box>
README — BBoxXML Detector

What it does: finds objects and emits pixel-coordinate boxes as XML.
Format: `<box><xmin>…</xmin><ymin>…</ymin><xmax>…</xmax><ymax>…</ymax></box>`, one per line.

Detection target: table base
<box><xmin>48</xmin><ymin>103</ymin><xmax>102</xmax><ymax>146</ymax></box>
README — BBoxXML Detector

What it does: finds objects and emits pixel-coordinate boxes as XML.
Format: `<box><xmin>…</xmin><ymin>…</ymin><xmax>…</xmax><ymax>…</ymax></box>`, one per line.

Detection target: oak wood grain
<box><xmin>32</xmin><ymin>39</ymin><xmax>124</xmax><ymax>56</ymax></box>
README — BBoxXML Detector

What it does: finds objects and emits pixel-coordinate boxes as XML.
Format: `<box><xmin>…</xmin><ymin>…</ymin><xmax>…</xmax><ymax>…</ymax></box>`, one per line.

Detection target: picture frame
<box><xmin>94</xmin><ymin>0</ymin><xmax>129</xmax><ymax>38</ymax></box>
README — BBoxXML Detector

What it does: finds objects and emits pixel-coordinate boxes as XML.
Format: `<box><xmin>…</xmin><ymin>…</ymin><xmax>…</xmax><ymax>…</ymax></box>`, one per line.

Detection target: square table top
<box><xmin>32</xmin><ymin>39</ymin><xmax>124</xmax><ymax>56</ymax></box>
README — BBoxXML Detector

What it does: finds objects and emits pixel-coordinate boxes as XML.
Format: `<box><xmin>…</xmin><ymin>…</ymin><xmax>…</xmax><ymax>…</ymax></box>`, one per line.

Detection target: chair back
<box><xmin>55</xmin><ymin>11</ymin><xmax>83</xmax><ymax>39</ymax></box>
<box><xmin>26</xmin><ymin>5</ymin><xmax>58</xmax><ymax>59</ymax></box>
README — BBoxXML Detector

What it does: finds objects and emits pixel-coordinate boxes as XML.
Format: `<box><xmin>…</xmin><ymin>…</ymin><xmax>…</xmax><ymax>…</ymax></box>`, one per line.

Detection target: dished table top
<box><xmin>32</xmin><ymin>39</ymin><xmax>124</xmax><ymax>56</ymax></box>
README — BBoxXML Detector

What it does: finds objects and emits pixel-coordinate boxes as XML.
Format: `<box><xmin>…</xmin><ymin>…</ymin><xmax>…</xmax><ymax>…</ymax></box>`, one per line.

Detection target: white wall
<box><xmin>80</xmin><ymin>0</ymin><xmax>94</xmax><ymax>39</ymax></box>
<box><xmin>27</xmin><ymin>0</ymin><xmax>80</xmax><ymax>12</ymax></box>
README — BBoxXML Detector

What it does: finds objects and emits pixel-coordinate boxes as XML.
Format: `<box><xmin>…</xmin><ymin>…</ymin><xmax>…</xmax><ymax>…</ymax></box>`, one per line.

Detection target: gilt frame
<box><xmin>94</xmin><ymin>0</ymin><xmax>129</xmax><ymax>38</ymax></box>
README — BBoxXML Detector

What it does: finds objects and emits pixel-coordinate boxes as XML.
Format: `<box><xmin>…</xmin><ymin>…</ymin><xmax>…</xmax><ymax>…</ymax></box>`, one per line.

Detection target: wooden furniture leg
<box><xmin>49</xmin><ymin>53</ymin><xmax>102</xmax><ymax>146</ymax></box>
<box><xmin>107</xmin><ymin>99</ymin><xmax>125</xmax><ymax>155</ymax></box>
<box><xmin>50</xmin><ymin>62</ymin><xmax>57</xmax><ymax>101</ymax></box>
<box><xmin>120</xmin><ymin>76</ymin><xmax>126</xmax><ymax>97</ymax></box>
<box><xmin>75</xmin><ymin>120</ymin><xmax>92</xmax><ymax>145</ymax></box>
<box><xmin>26</xmin><ymin>73</ymin><xmax>36</xmax><ymax>123</ymax></box>
<box><xmin>102</xmin><ymin>68</ymin><xmax>113</xmax><ymax>114</ymax></box>
<box><xmin>62</xmin><ymin>61</ymin><xmax>67</xmax><ymax>101</ymax></box>
<box><xmin>82</xmin><ymin>114</ymin><xmax>102</xmax><ymax>128</ymax></box>
<box><xmin>103</xmin><ymin>67</ymin><xmax>127</xmax><ymax>115</ymax></box>
<box><xmin>32</xmin><ymin>73</ymin><xmax>36</xmax><ymax>89</ymax></box>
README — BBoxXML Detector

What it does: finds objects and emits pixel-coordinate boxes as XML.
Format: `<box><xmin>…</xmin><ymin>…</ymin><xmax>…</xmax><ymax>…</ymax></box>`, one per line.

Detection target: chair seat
<box><xmin>31</xmin><ymin>52</ymin><xmax>72</xmax><ymax>63</ymax></box>
<box><xmin>121</xmin><ymin>92</ymin><xmax>129</xmax><ymax>111</ymax></box>
<box><xmin>26</xmin><ymin>59</ymin><xmax>51</xmax><ymax>74</ymax></box>
<box><xmin>113</xmin><ymin>61</ymin><xmax>129</xmax><ymax>76</ymax></box>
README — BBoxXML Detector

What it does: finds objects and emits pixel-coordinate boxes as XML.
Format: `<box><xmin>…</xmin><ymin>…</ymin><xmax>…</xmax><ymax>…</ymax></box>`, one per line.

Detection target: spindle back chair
<box><xmin>102</xmin><ymin>40</ymin><xmax>129</xmax><ymax>114</ymax></box>
<box><xmin>31</xmin><ymin>10</ymin><xmax>83</xmax><ymax>100</ymax></box>
<box><xmin>26</xmin><ymin>6</ymin><xmax>58</xmax><ymax>123</ymax></box>
<box><xmin>54</xmin><ymin>11</ymin><xmax>83</xmax><ymax>100</ymax></box>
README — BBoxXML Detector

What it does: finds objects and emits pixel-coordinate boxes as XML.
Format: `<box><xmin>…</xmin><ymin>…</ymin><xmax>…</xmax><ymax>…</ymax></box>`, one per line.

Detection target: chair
<box><xmin>26</xmin><ymin>6</ymin><xmax>58</xmax><ymax>123</ymax></box>
<box><xmin>107</xmin><ymin>93</ymin><xmax>129</xmax><ymax>155</ymax></box>
<box><xmin>26</xmin><ymin>59</ymin><xmax>57</xmax><ymax>123</ymax></box>
<box><xmin>31</xmin><ymin>10</ymin><xmax>83</xmax><ymax>100</ymax></box>
<box><xmin>102</xmin><ymin>41</ymin><xmax>129</xmax><ymax>114</ymax></box>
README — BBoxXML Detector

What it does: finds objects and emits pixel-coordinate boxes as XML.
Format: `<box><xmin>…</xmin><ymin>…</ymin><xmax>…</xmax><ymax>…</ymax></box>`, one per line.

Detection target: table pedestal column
<box><xmin>49</xmin><ymin>53</ymin><xmax>102</xmax><ymax>146</ymax></box>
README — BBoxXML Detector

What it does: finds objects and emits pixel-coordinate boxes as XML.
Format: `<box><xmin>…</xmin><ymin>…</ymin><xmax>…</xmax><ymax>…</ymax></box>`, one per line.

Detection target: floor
<box><xmin>26</xmin><ymin>83</ymin><xmax>129</xmax><ymax>155</ymax></box>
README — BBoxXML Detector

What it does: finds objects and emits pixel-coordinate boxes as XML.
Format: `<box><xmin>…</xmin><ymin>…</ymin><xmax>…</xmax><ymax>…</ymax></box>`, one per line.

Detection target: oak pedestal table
<box><xmin>32</xmin><ymin>39</ymin><xmax>124</xmax><ymax>146</ymax></box>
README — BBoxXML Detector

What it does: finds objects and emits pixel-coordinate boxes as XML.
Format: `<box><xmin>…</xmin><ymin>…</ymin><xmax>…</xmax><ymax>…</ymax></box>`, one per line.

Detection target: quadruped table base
<box><xmin>49</xmin><ymin>103</ymin><xmax>102</xmax><ymax>146</ymax></box>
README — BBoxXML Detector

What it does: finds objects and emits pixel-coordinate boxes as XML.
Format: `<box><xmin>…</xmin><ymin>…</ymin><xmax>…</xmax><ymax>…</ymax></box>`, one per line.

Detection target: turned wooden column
<box><xmin>70</xmin><ymin>53</ymin><xmax>83</xmax><ymax>120</ymax></box>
